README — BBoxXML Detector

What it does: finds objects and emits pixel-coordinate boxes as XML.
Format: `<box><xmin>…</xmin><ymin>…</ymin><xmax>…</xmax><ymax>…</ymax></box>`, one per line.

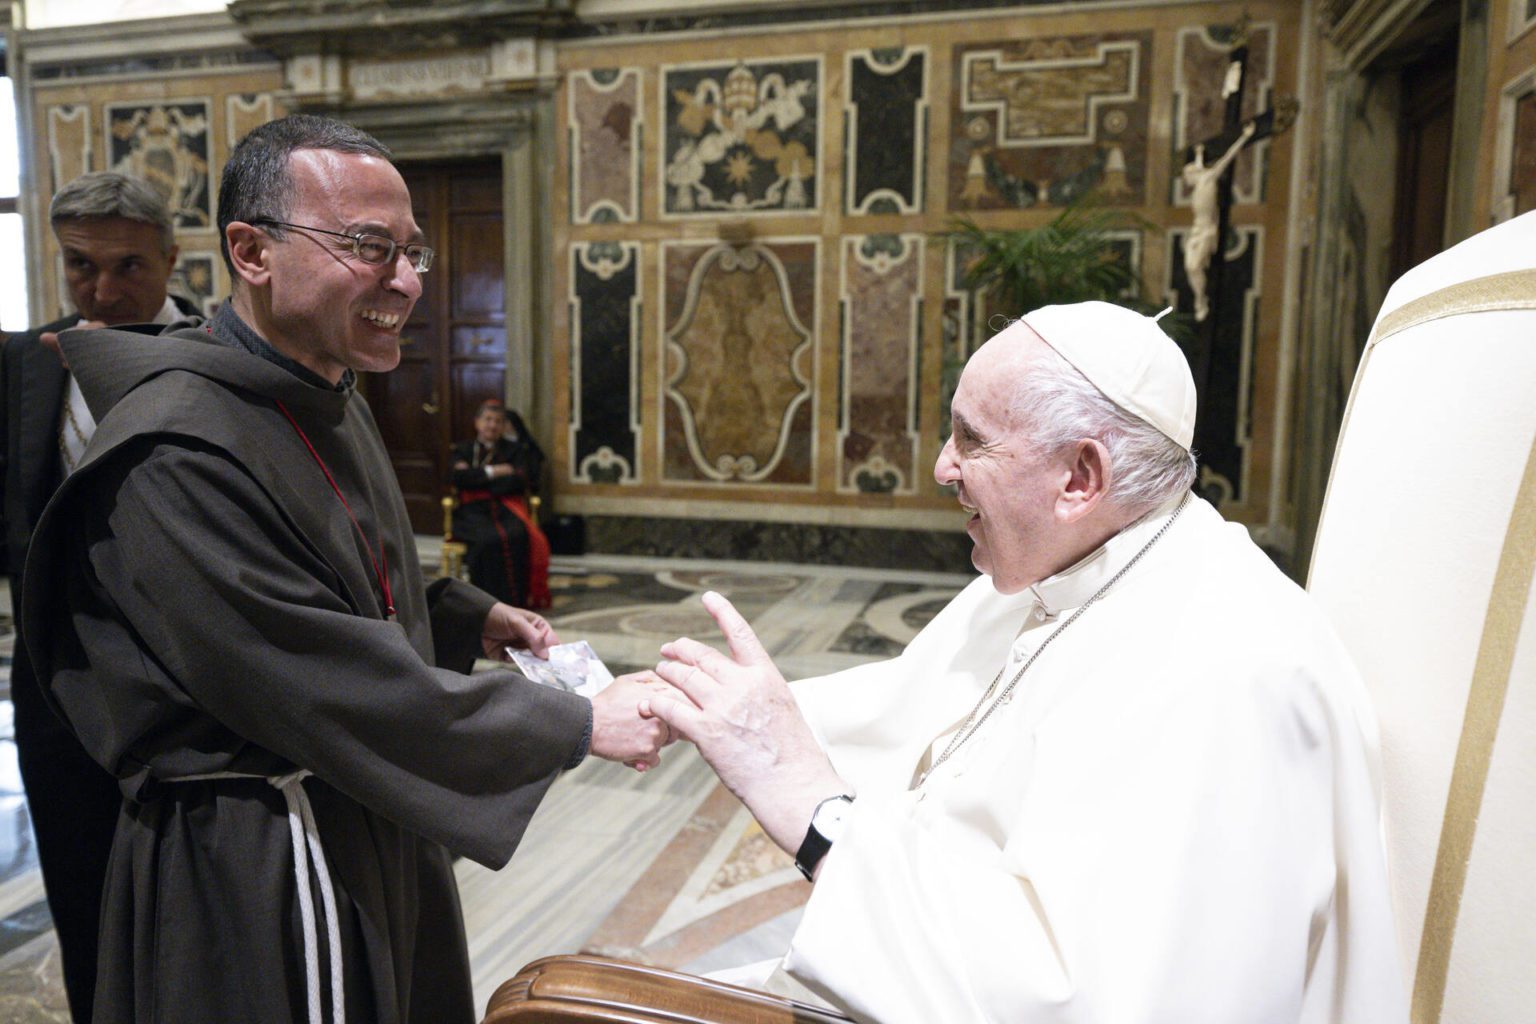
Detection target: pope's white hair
<box><xmin>1010</xmin><ymin>342</ymin><xmax>1197</xmax><ymax>515</ymax></box>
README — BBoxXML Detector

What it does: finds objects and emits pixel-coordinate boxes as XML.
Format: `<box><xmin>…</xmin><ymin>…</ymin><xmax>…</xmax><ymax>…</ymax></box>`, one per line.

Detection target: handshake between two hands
<box><xmin>493</xmin><ymin>591</ymin><xmax>824</xmax><ymax>778</ymax></box>
<box><xmin>491</xmin><ymin>592</ymin><xmax>849</xmax><ymax>856</ymax></box>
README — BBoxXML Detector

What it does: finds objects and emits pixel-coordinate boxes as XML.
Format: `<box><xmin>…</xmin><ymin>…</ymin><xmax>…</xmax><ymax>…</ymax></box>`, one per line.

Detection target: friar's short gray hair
<box><xmin>1011</xmin><ymin>341</ymin><xmax>1198</xmax><ymax>515</ymax></box>
<box><xmin>49</xmin><ymin>172</ymin><xmax>176</xmax><ymax>254</ymax></box>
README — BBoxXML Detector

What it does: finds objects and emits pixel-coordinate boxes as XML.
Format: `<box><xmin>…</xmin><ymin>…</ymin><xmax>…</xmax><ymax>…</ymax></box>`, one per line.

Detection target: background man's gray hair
<box><xmin>49</xmin><ymin>172</ymin><xmax>175</xmax><ymax>254</ymax></box>
<box><xmin>1011</xmin><ymin>342</ymin><xmax>1198</xmax><ymax>514</ymax></box>
<box><xmin>217</xmin><ymin>114</ymin><xmax>392</xmax><ymax>273</ymax></box>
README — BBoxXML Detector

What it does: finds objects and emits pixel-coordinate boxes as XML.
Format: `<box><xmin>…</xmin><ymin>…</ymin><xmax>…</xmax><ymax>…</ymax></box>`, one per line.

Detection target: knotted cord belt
<box><xmin>168</xmin><ymin>769</ymin><xmax>345</xmax><ymax>1024</ymax></box>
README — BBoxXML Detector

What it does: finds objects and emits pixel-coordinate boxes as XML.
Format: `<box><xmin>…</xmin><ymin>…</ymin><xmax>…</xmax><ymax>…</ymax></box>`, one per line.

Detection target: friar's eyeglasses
<box><xmin>250</xmin><ymin>219</ymin><xmax>435</xmax><ymax>273</ymax></box>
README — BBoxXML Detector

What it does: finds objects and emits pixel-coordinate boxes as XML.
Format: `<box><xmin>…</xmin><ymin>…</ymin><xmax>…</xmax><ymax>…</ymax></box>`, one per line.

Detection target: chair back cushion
<box><xmin>1307</xmin><ymin>212</ymin><xmax>1536</xmax><ymax>1024</ymax></box>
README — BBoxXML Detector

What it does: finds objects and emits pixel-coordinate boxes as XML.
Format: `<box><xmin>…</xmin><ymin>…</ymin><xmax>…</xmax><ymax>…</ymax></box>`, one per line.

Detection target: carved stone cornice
<box><xmin>1317</xmin><ymin>0</ymin><xmax>1439</xmax><ymax>68</ymax></box>
<box><xmin>286</xmin><ymin>93</ymin><xmax>537</xmax><ymax>161</ymax></box>
<box><xmin>228</xmin><ymin>0</ymin><xmax>573</xmax><ymax>57</ymax></box>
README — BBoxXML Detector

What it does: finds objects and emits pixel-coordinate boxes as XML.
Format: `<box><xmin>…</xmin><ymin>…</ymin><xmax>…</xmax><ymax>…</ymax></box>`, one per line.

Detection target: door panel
<box><xmin>361</xmin><ymin>159</ymin><xmax>507</xmax><ymax>535</ymax></box>
<box><xmin>451</xmin><ymin>214</ymin><xmax>506</xmax><ymax>316</ymax></box>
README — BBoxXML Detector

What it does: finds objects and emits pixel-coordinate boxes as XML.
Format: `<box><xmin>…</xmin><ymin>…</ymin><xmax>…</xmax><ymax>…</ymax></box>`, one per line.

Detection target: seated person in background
<box><xmin>450</xmin><ymin>399</ymin><xmax>551</xmax><ymax>608</ymax></box>
<box><xmin>644</xmin><ymin>302</ymin><xmax>1407</xmax><ymax>1023</ymax></box>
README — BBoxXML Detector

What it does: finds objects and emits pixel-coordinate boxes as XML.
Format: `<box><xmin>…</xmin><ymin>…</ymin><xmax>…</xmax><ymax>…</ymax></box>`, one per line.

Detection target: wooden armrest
<box><xmin>483</xmin><ymin>954</ymin><xmax>855</xmax><ymax>1024</ymax></box>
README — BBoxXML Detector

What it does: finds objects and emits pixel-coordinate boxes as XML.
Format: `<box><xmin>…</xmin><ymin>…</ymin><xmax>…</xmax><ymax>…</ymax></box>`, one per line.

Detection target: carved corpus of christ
<box><xmin>1181</xmin><ymin>120</ymin><xmax>1256</xmax><ymax>322</ymax></box>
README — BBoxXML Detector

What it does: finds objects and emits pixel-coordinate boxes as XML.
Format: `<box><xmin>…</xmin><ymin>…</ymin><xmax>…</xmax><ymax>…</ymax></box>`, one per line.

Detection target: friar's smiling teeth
<box><xmin>361</xmin><ymin>309</ymin><xmax>400</xmax><ymax>327</ymax></box>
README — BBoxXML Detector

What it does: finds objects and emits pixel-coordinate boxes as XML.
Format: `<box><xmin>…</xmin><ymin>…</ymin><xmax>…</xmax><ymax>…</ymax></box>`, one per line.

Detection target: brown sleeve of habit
<box><xmin>423</xmin><ymin>576</ymin><xmax>496</xmax><ymax>675</ymax></box>
<box><xmin>45</xmin><ymin>440</ymin><xmax>590</xmax><ymax>869</ymax></box>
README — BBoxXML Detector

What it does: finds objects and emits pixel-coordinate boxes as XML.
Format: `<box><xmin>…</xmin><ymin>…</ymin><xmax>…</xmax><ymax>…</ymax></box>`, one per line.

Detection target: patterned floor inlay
<box><xmin>0</xmin><ymin>550</ymin><xmax>976</xmax><ymax>1018</ymax></box>
<box><xmin>581</xmin><ymin>781</ymin><xmax>808</xmax><ymax>968</ymax></box>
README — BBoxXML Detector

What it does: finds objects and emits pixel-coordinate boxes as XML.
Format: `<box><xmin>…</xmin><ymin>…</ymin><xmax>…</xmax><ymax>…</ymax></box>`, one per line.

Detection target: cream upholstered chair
<box><xmin>1307</xmin><ymin>212</ymin><xmax>1536</xmax><ymax>1024</ymax></box>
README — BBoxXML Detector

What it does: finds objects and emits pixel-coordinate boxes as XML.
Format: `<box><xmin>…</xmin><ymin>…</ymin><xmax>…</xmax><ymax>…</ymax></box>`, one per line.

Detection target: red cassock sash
<box><xmin>457</xmin><ymin>489</ymin><xmax>551</xmax><ymax>609</ymax></box>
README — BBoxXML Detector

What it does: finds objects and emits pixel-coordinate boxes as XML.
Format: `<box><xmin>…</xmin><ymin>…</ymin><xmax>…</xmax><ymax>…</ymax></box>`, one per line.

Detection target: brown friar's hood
<box><xmin>58</xmin><ymin>321</ymin><xmax>351</xmax><ymax>427</ymax></box>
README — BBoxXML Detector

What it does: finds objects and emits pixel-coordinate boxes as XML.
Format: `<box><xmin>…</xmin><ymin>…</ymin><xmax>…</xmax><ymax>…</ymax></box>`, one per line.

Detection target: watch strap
<box><xmin>794</xmin><ymin>794</ymin><xmax>852</xmax><ymax>881</ymax></box>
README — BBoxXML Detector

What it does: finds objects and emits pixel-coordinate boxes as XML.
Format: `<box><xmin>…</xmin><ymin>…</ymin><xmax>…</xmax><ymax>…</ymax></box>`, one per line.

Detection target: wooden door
<box><xmin>1389</xmin><ymin>41</ymin><xmax>1457</xmax><ymax>282</ymax></box>
<box><xmin>361</xmin><ymin>159</ymin><xmax>507</xmax><ymax>535</ymax></box>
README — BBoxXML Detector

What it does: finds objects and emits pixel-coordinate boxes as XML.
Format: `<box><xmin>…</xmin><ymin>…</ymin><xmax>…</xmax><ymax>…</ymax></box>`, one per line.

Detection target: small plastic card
<box><xmin>508</xmin><ymin>640</ymin><xmax>614</xmax><ymax>697</ymax></box>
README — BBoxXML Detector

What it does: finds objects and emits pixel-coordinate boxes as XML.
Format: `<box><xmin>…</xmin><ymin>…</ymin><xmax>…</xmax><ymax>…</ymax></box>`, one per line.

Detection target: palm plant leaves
<box><xmin>943</xmin><ymin>198</ymin><xmax>1192</xmax><ymax>344</ymax></box>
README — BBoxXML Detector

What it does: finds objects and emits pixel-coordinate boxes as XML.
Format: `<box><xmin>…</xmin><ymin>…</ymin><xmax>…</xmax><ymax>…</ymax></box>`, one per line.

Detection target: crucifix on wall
<box><xmin>1178</xmin><ymin>18</ymin><xmax>1297</xmax><ymax>502</ymax></box>
<box><xmin>1180</xmin><ymin>24</ymin><xmax>1296</xmax><ymax>326</ymax></box>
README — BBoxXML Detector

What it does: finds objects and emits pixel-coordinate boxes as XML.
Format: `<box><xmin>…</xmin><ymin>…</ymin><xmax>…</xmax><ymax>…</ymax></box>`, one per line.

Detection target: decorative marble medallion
<box><xmin>662</xmin><ymin>58</ymin><xmax>820</xmax><ymax>215</ymax></box>
<box><xmin>570</xmin><ymin>241</ymin><xmax>641</xmax><ymax>483</ymax></box>
<box><xmin>661</xmin><ymin>241</ymin><xmax>817</xmax><ymax>485</ymax></box>
<box><xmin>844</xmin><ymin>47</ymin><xmax>927</xmax><ymax>215</ymax></box>
<box><xmin>106</xmin><ymin>100</ymin><xmax>212</xmax><ymax>229</ymax></box>
<box><xmin>950</xmin><ymin>33</ymin><xmax>1151</xmax><ymax>210</ymax></box>
<box><xmin>570</xmin><ymin>68</ymin><xmax>642</xmax><ymax>224</ymax></box>
<box><xmin>838</xmin><ymin>234</ymin><xmax>923</xmax><ymax>494</ymax></box>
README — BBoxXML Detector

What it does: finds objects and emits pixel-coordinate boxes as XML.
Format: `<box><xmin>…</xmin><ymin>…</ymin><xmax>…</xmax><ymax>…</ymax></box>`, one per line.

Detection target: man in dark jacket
<box><xmin>22</xmin><ymin>115</ymin><xmax>670</xmax><ymax>1023</ymax></box>
<box><xmin>0</xmin><ymin>171</ymin><xmax>193</xmax><ymax>1023</ymax></box>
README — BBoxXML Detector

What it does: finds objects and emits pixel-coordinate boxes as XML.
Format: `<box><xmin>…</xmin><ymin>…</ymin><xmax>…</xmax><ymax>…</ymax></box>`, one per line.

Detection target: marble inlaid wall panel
<box><xmin>570</xmin><ymin>241</ymin><xmax>642</xmax><ymax>484</ymax></box>
<box><xmin>169</xmin><ymin>250</ymin><xmax>219</xmax><ymax>317</ymax></box>
<box><xmin>662</xmin><ymin>58</ymin><xmax>820</xmax><ymax>216</ymax></box>
<box><xmin>555</xmin><ymin>2</ymin><xmax>1303</xmax><ymax>533</ymax></box>
<box><xmin>838</xmin><ymin>234</ymin><xmax>923</xmax><ymax>494</ymax></box>
<box><xmin>1514</xmin><ymin>89</ymin><xmax>1536</xmax><ymax>217</ymax></box>
<box><xmin>30</xmin><ymin>65</ymin><xmax>284</xmax><ymax>323</ymax></box>
<box><xmin>106</xmin><ymin>100</ymin><xmax>214</xmax><ymax>229</ymax></box>
<box><xmin>1172</xmin><ymin>23</ymin><xmax>1275</xmax><ymax>205</ymax></box>
<box><xmin>570</xmin><ymin>68</ymin><xmax>643</xmax><ymax>224</ymax></box>
<box><xmin>226</xmin><ymin>93</ymin><xmax>275</xmax><ymax>150</ymax></box>
<box><xmin>845</xmin><ymin>47</ymin><xmax>927</xmax><ymax>215</ymax></box>
<box><xmin>1166</xmin><ymin>225</ymin><xmax>1263</xmax><ymax>506</ymax></box>
<box><xmin>660</xmin><ymin>241</ymin><xmax>817</xmax><ymax>486</ymax></box>
<box><xmin>939</xmin><ymin>238</ymin><xmax>989</xmax><ymax>444</ymax></box>
<box><xmin>950</xmin><ymin>32</ymin><xmax>1152</xmax><ymax>210</ymax></box>
<box><xmin>46</xmin><ymin>105</ymin><xmax>91</xmax><ymax>194</ymax></box>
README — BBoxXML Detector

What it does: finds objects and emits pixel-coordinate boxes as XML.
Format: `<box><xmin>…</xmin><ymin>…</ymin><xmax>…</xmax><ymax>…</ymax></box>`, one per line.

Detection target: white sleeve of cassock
<box><xmin>780</xmin><ymin>662</ymin><xmax>1378</xmax><ymax>1024</ymax></box>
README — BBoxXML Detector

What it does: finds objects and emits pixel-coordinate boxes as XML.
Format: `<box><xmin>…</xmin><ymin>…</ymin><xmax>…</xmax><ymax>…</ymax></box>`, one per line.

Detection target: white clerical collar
<box><xmin>1026</xmin><ymin>495</ymin><xmax>1188</xmax><ymax>619</ymax></box>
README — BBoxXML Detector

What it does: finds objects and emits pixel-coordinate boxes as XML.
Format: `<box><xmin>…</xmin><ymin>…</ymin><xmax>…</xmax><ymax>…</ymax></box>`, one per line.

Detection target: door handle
<box><xmin>423</xmin><ymin>391</ymin><xmax>440</xmax><ymax>415</ymax></box>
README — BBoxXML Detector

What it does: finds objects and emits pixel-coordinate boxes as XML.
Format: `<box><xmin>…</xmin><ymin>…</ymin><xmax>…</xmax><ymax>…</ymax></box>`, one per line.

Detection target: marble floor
<box><xmin>0</xmin><ymin>550</ymin><xmax>973</xmax><ymax>1020</ymax></box>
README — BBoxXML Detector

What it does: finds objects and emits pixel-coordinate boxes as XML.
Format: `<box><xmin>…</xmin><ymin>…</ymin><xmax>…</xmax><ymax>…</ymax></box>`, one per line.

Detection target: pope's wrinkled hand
<box><xmin>644</xmin><ymin>591</ymin><xmax>848</xmax><ymax>854</ymax></box>
<box><xmin>589</xmin><ymin>671</ymin><xmax>682</xmax><ymax>771</ymax></box>
<box><xmin>481</xmin><ymin>603</ymin><xmax>557</xmax><ymax>660</ymax></box>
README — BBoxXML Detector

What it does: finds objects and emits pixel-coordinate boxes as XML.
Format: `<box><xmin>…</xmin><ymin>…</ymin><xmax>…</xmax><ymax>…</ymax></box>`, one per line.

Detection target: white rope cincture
<box><xmin>169</xmin><ymin>769</ymin><xmax>345</xmax><ymax>1024</ymax></box>
<box><xmin>271</xmin><ymin>770</ymin><xmax>345</xmax><ymax>1024</ymax></box>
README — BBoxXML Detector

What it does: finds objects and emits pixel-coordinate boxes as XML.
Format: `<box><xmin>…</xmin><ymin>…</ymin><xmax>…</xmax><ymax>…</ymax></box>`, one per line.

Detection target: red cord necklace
<box><xmin>274</xmin><ymin>399</ymin><xmax>396</xmax><ymax>619</ymax></box>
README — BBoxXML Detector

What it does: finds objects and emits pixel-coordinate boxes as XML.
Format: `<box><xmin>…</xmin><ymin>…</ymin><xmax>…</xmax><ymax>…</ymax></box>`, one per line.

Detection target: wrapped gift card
<box><xmin>508</xmin><ymin>640</ymin><xmax>614</xmax><ymax>697</ymax></box>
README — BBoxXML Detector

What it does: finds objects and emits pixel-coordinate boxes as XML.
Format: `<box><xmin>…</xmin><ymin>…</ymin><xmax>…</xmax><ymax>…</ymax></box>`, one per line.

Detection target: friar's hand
<box><xmin>589</xmin><ymin>671</ymin><xmax>680</xmax><ymax>772</ymax></box>
<box><xmin>481</xmin><ymin>603</ymin><xmax>558</xmax><ymax>660</ymax></box>
<box><xmin>645</xmin><ymin>591</ymin><xmax>848</xmax><ymax>854</ymax></box>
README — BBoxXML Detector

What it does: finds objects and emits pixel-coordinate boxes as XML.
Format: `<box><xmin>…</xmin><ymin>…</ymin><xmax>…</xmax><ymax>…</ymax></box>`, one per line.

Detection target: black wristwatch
<box><xmin>794</xmin><ymin>794</ymin><xmax>854</xmax><ymax>881</ymax></box>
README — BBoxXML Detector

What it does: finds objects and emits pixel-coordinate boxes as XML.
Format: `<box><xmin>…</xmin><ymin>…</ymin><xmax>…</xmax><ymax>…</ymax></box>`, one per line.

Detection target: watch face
<box><xmin>813</xmin><ymin>796</ymin><xmax>853</xmax><ymax>842</ymax></box>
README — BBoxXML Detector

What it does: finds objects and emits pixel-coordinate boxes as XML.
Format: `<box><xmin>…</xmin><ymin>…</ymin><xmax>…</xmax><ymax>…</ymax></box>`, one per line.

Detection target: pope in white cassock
<box><xmin>644</xmin><ymin>301</ymin><xmax>1408</xmax><ymax>1024</ymax></box>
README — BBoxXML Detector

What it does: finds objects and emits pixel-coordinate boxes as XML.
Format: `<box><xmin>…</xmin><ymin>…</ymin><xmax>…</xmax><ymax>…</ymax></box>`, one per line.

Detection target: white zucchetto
<box><xmin>1017</xmin><ymin>300</ymin><xmax>1198</xmax><ymax>451</ymax></box>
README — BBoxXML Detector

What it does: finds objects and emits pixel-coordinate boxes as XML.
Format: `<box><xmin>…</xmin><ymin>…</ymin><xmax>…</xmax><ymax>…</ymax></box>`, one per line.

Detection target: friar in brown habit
<box><xmin>21</xmin><ymin>115</ymin><xmax>673</xmax><ymax>1024</ymax></box>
